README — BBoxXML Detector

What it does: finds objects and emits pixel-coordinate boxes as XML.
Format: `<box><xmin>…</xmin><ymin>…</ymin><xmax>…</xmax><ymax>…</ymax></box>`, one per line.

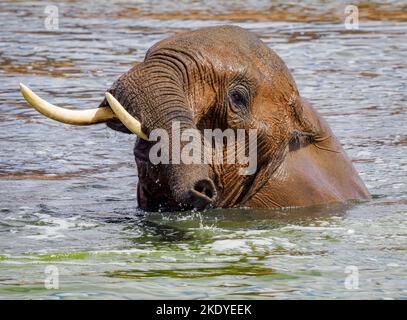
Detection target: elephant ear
<box><xmin>289</xmin><ymin>94</ymin><xmax>332</xmax><ymax>139</ymax></box>
<box><xmin>288</xmin><ymin>94</ymin><xmax>342</xmax><ymax>154</ymax></box>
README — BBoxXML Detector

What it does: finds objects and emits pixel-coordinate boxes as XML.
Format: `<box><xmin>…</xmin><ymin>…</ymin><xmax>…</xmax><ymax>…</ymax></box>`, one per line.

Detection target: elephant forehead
<box><xmin>147</xmin><ymin>25</ymin><xmax>273</xmax><ymax>67</ymax></box>
<box><xmin>143</xmin><ymin>25</ymin><xmax>290</xmax><ymax>89</ymax></box>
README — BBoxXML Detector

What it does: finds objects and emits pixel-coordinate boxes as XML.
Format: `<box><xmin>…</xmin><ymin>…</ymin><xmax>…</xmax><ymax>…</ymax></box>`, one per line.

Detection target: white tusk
<box><xmin>105</xmin><ymin>92</ymin><xmax>148</xmax><ymax>140</ymax></box>
<box><xmin>19</xmin><ymin>83</ymin><xmax>116</xmax><ymax>125</ymax></box>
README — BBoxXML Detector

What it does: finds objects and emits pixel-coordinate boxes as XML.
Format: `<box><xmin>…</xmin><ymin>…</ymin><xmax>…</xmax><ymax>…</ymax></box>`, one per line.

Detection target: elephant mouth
<box><xmin>134</xmin><ymin>138</ymin><xmax>153</xmax><ymax>163</ymax></box>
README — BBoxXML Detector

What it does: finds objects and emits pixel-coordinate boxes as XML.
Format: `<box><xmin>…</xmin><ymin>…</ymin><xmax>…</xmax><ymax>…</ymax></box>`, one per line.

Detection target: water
<box><xmin>0</xmin><ymin>0</ymin><xmax>406</xmax><ymax>299</ymax></box>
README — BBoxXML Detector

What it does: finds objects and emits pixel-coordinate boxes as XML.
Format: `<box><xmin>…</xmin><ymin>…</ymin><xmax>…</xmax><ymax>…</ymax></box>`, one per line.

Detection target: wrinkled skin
<box><xmin>102</xmin><ymin>25</ymin><xmax>370</xmax><ymax>211</ymax></box>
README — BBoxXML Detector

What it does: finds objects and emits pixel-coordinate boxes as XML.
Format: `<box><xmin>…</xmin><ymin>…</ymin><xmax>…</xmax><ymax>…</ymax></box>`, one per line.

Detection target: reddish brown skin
<box><xmin>103</xmin><ymin>25</ymin><xmax>370</xmax><ymax>211</ymax></box>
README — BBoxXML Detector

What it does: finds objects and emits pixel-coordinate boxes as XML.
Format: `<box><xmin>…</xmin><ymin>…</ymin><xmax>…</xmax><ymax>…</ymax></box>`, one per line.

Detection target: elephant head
<box><xmin>20</xmin><ymin>26</ymin><xmax>369</xmax><ymax>211</ymax></box>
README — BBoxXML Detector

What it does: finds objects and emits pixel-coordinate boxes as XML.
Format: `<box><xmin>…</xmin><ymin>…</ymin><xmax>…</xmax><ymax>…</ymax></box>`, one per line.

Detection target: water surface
<box><xmin>0</xmin><ymin>0</ymin><xmax>406</xmax><ymax>299</ymax></box>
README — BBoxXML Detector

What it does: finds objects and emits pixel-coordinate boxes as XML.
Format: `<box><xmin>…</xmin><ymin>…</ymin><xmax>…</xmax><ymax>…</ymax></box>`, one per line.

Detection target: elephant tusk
<box><xmin>105</xmin><ymin>92</ymin><xmax>148</xmax><ymax>140</ymax></box>
<box><xmin>19</xmin><ymin>83</ymin><xmax>116</xmax><ymax>125</ymax></box>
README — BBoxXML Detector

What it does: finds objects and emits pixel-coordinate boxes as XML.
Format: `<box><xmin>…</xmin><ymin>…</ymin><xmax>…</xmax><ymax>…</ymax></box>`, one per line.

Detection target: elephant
<box><xmin>19</xmin><ymin>25</ymin><xmax>370</xmax><ymax>211</ymax></box>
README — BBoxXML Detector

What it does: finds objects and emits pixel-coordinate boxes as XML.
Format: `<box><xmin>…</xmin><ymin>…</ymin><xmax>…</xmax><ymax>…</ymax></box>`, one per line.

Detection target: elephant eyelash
<box><xmin>288</xmin><ymin>130</ymin><xmax>314</xmax><ymax>151</ymax></box>
<box><xmin>289</xmin><ymin>131</ymin><xmax>340</xmax><ymax>153</ymax></box>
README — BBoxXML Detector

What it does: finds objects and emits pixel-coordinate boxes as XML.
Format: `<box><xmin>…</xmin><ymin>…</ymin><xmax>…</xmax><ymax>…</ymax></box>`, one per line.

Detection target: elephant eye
<box><xmin>228</xmin><ymin>87</ymin><xmax>249</xmax><ymax>110</ymax></box>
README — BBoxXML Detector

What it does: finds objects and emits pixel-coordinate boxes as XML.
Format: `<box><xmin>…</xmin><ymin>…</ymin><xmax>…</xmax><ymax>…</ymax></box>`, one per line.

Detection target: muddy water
<box><xmin>0</xmin><ymin>1</ymin><xmax>406</xmax><ymax>299</ymax></box>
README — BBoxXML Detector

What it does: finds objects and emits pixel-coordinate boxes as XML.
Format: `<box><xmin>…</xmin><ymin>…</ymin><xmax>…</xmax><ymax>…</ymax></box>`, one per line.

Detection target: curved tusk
<box><xmin>19</xmin><ymin>83</ymin><xmax>116</xmax><ymax>125</ymax></box>
<box><xmin>105</xmin><ymin>92</ymin><xmax>148</xmax><ymax>140</ymax></box>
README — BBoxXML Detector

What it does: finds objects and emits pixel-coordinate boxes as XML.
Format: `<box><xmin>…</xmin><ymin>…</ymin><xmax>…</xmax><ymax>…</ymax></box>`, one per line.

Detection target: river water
<box><xmin>0</xmin><ymin>1</ymin><xmax>406</xmax><ymax>299</ymax></box>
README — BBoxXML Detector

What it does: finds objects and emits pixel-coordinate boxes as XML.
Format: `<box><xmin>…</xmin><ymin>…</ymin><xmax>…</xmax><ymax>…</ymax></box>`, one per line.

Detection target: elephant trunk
<box><xmin>113</xmin><ymin>62</ymin><xmax>217</xmax><ymax>210</ymax></box>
